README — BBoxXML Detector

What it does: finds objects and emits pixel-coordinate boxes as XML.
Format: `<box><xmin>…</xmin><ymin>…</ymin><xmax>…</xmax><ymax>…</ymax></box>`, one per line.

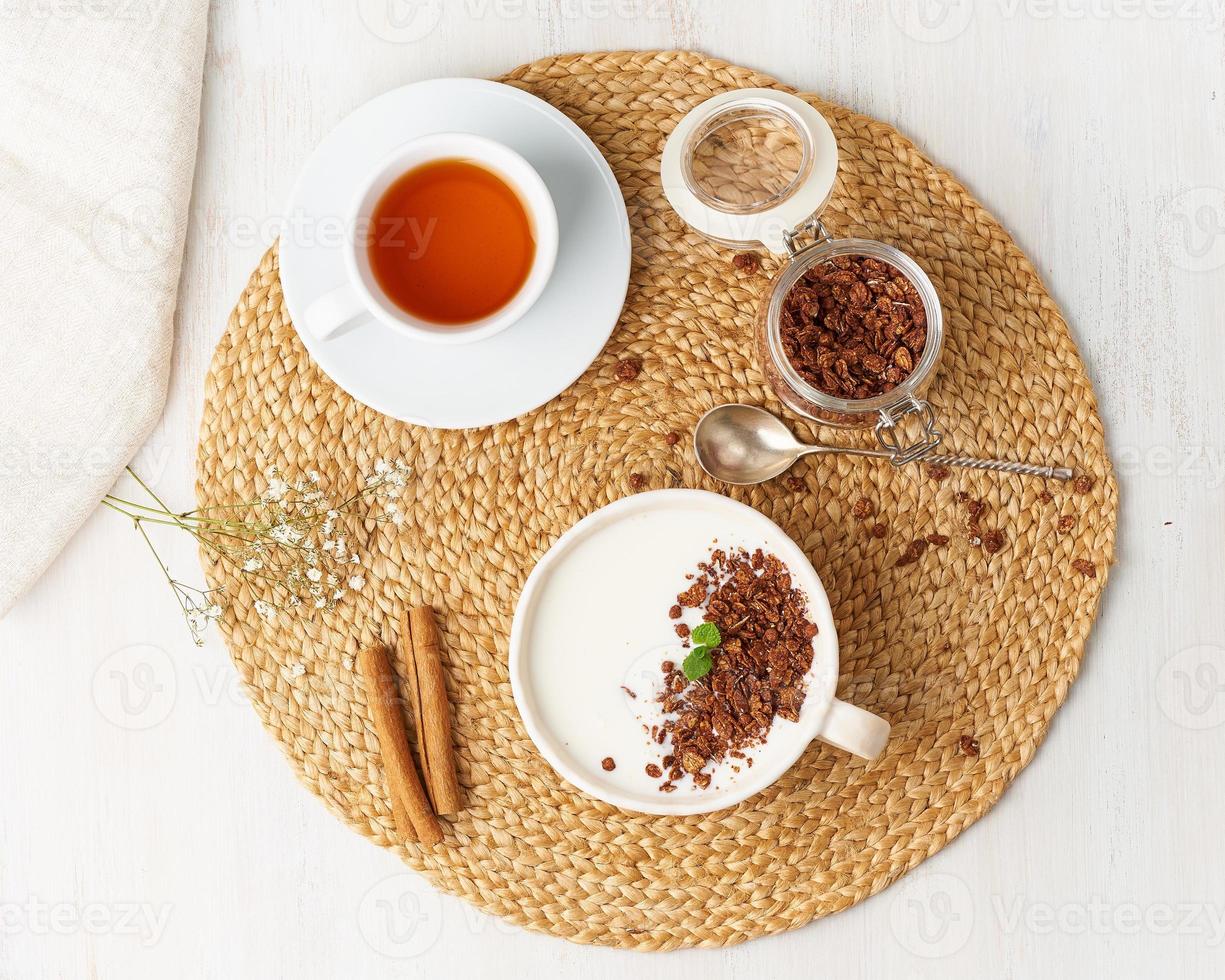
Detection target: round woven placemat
<box><xmin>197</xmin><ymin>51</ymin><xmax>1117</xmax><ymax>950</ymax></box>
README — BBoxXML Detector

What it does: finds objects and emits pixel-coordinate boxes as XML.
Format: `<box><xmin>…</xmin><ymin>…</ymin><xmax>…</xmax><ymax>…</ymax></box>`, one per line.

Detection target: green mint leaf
<box><xmin>682</xmin><ymin>645</ymin><xmax>713</xmax><ymax>681</ymax></box>
<box><xmin>691</xmin><ymin>622</ymin><xmax>721</xmax><ymax>648</ymax></box>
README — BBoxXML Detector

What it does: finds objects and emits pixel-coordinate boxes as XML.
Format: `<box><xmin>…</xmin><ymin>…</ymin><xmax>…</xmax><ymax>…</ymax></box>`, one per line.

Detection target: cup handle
<box><xmin>302</xmin><ymin>283</ymin><xmax>366</xmax><ymax>339</ymax></box>
<box><xmin>815</xmin><ymin>698</ymin><xmax>890</xmax><ymax>760</ymax></box>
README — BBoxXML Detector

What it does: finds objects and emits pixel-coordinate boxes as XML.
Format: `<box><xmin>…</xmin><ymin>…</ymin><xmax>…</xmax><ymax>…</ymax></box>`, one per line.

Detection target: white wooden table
<box><xmin>2</xmin><ymin>2</ymin><xmax>1223</xmax><ymax>976</ymax></box>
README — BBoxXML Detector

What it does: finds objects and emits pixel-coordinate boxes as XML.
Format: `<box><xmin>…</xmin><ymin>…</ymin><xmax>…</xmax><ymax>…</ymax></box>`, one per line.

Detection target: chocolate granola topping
<box><xmin>650</xmin><ymin>547</ymin><xmax>819</xmax><ymax>789</ymax></box>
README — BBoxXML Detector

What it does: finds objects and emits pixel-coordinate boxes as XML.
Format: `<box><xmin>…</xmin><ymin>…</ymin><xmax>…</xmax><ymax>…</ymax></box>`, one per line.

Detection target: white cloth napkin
<box><xmin>0</xmin><ymin>3</ymin><xmax>210</xmax><ymax>614</ymax></box>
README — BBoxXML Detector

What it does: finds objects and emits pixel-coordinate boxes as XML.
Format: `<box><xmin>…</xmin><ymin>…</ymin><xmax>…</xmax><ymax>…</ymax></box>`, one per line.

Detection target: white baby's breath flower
<box><xmin>269</xmin><ymin>521</ymin><xmax>302</xmax><ymax>546</ymax></box>
<box><xmin>112</xmin><ymin>460</ymin><xmax>410</xmax><ymax>647</ymax></box>
<box><xmin>342</xmin><ymin>656</ymin><xmax>354</xmax><ymax>670</ymax></box>
<box><xmin>282</xmin><ymin>661</ymin><xmax>306</xmax><ymax>680</ymax></box>
<box><xmin>262</xmin><ymin>477</ymin><xmax>290</xmax><ymax>503</ymax></box>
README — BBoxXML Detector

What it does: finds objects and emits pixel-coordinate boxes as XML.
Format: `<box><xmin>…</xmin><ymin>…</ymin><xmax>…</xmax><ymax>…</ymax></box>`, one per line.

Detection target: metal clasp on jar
<box><xmin>875</xmin><ymin>395</ymin><xmax>943</xmax><ymax>465</ymax></box>
<box><xmin>782</xmin><ymin>216</ymin><xmax>833</xmax><ymax>257</ymax></box>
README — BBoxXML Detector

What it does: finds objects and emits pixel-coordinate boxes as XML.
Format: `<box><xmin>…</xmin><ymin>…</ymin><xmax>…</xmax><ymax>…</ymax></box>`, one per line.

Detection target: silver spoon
<box><xmin>693</xmin><ymin>404</ymin><xmax>1075</xmax><ymax>485</ymax></box>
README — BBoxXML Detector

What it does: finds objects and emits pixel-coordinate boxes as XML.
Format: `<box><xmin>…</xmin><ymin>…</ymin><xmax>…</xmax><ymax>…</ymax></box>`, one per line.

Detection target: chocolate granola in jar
<box><xmin>662</xmin><ymin>89</ymin><xmax>946</xmax><ymax>463</ymax></box>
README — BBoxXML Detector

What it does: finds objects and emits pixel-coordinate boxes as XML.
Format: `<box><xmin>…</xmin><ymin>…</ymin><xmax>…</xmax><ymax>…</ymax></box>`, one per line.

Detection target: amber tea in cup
<box><xmin>367</xmin><ymin>158</ymin><xmax>536</xmax><ymax>325</ymax></box>
<box><xmin>303</xmin><ymin>133</ymin><xmax>557</xmax><ymax>346</ymax></box>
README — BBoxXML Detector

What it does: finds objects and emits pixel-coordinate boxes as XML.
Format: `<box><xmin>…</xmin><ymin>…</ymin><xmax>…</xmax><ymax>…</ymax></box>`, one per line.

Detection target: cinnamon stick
<box><xmin>356</xmin><ymin>643</ymin><xmax>442</xmax><ymax>847</ymax></box>
<box><xmin>403</xmin><ymin>606</ymin><xmax>463</xmax><ymax>815</ymax></box>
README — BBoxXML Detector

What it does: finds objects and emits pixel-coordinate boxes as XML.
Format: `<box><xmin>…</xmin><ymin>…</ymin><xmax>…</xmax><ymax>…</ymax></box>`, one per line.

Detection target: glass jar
<box><xmin>662</xmin><ymin>90</ymin><xmax>947</xmax><ymax>462</ymax></box>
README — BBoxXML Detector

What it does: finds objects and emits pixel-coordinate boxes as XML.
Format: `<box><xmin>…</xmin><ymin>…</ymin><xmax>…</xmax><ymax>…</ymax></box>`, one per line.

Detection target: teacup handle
<box><xmin>815</xmin><ymin>698</ymin><xmax>890</xmax><ymax>759</ymax></box>
<box><xmin>302</xmin><ymin>283</ymin><xmax>366</xmax><ymax>339</ymax></box>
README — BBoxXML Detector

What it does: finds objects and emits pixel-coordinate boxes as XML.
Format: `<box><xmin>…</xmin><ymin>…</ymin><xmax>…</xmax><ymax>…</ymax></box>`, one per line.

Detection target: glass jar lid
<box><xmin>661</xmin><ymin>89</ymin><xmax>838</xmax><ymax>254</ymax></box>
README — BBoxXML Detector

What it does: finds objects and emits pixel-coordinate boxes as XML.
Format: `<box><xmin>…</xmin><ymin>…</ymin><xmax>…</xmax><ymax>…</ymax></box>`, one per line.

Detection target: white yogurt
<box><xmin>512</xmin><ymin>499</ymin><xmax>828</xmax><ymax>812</ymax></box>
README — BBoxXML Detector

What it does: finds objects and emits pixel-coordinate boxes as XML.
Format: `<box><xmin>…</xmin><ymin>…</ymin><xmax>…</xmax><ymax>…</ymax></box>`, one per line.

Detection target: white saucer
<box><xmin>279</xmin><ymin>78</ymin><xmax>631</xmax><ymax>429</ymax></box>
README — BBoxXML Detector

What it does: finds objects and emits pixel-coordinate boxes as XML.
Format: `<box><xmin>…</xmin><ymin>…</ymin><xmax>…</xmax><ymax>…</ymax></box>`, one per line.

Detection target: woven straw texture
<box><xmin>197</xmin><ymin>51</ymin><xmax>1117</xmax><ymax>949</ymax></box>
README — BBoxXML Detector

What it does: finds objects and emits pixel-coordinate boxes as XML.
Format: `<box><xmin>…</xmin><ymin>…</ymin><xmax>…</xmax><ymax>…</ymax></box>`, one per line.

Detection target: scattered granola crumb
<box><xmin>928</xmin><ymin>464</ymin><xmax>951</xmax><ymax>482</ymax></box>
<box><xmin>1072</xmin><ymin>559</ymin><xmax>1097</xmax><ymax>578</ymax></box>
<box><xmin>660</xmin><ymin>660</ymin><xmax>675</xmax><ymax>673</ymax></box>
<box><xmin>674</xmin><ymin>623</ymin><xmax>690</xmax><ymax>639</ymax></box>
<box><xmin>1038</xmin><ymin>489</ymin><xmax>1054</xmax><ymax>505</ymax></box>
<box><xmin>1057</xmin><ymin>515</ymin><xmax>1076</xmax><ymax>533</ymax></box>
<box><xmin>664</xmin><ymin>430</ymin><xmax>681</xmax><ymax>447</ymax></box>
<box><xmin>613</xmin><ymin>357</ymin><xmax>642</xmax><ymax>381</ymax></box>
<box><xmin>926</xmin><ymin>533</ymin><xmax>950</xmax><ymax>546</ymax></box>
<box><xmin>897</xmin><ymin>538</ymin><xmax>928</xmax><ymax>566</ymax></box>
<box><xmin>871</xmin><ymin>522</ymin><xmax>888</xmax><ymax>539</ymax></box>
<box><xmin>628</xmin><ymin>473</ymin><xmax>647</xmax><ymax>491</ymax></box>
<box><xmin>621</xmin><ymin>685</ymin><xmax>637</xmax><ymax>700</ymax></box>
<box><xmin>981</xmin><ymin>529</ymin><xmax>1005</xmax><ymax>554</ymax></box>
<box><xmin>601</xmin><ymin>757</ymin><xmax>616</xmax><ymax>772</ymax></box>
<box><xmin>645</xmin><ymin>763</ymin><xmax>662</xmax><ymax>778</ymax></box>
<box><xmin>732</xmin><ymin>251</ymin><xmax>761</xmax><ymax>274</ymax></box>
<box><xmin>659</xmin><ymin>782</ymin><xmax>676</xmax><ymax>793</ymax></box>
<box><xmin>959</xmin><ymin>735</ymin><xmax>980</xmax><ymax>758</ymax></box>
<box><xmin>668</xmin><ymin>604</ymin><xmax>682</xmax><ymax>620</ymax></box>
<box><xmin>786</xmin><ymin>476</ymin><xmax>805</xmax><ymax>492</ymax></box>
<box><xmin>852</xmin><ymin>497</ymin><xmax>874</xmax><ymax>520</ymax></box>
<box><xmin>1073</xmin><ymin>475</ymin><xmax>1094</xmax><ymax>494</ymax></box>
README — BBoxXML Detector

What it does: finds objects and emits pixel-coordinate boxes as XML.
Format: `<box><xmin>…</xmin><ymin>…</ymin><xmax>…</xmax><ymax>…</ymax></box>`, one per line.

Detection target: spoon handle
<box><xmin>925</xmin><ymin>453</ymin><xmax>1075</xmax><ymax>481</ymax></box>
<box><xmin>800</xmin><ymin>445</ymin><xmax>1074</xmax><ymax>480</ymax></box>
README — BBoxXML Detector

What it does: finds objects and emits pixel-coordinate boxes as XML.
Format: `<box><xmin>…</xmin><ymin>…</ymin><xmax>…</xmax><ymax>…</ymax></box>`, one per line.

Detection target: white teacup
<box><xmin>302</xmin><ymin>132</ymin><xmax>559</xmax><ymax>345</ymax></box>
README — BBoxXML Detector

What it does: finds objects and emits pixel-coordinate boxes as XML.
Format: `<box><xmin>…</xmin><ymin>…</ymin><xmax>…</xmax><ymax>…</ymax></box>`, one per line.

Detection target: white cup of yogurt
<box><xmin>509</xmin><ymin>488</ymin><xmax>890</xmax><ymax>816</ymax></box>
